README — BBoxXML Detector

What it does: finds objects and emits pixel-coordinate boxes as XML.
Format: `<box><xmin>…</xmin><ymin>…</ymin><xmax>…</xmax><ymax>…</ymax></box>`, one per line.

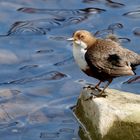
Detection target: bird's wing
<box><xmin>85</xmin><ymin>39</ymin><xmax>134</xmax><ymax>76</ymax></box>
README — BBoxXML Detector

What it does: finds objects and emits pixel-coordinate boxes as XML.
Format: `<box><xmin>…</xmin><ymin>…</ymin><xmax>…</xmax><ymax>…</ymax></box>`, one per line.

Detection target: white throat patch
<box><xmin>73</xmin><ymin>41</ymin><xmax>89</xmax><ymax>70</ymax></box>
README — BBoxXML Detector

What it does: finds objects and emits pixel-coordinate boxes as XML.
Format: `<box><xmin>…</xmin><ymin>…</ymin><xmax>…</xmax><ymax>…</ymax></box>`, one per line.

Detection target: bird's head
<box><xmin>67</xmin><ymin>30</ymin><xmax>96</xmax><ymax>49</ymax></box>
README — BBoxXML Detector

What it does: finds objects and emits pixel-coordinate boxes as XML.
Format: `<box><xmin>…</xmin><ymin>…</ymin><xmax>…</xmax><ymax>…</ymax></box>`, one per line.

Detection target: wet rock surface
<box><xmin>74</xmin><ymin>88</ymin><xmax>140</xmax><ymax>140</ymax></box>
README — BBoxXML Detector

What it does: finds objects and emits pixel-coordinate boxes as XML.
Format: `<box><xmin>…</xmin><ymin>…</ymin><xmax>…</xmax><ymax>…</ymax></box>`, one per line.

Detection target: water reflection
<box><xmin>4</xmin><ymin>7</ymin><xmax>106</xmax><ymax>36</ymax></box>
<box><xmin>108</xmin><ymin>23</ymin><xmax>123</xmax><ymax>32</ymax></box>
<box><xmin>133</xmin><ymin>27</ymin><xmax>140</xmax><ymax>36</ymax></box>
<box><xmin>0</xmin><ymin>71</ymin><xmax>68</xmax><ymax>85</ymax></box>
<box><xmin>124</xmin><ymin>76</ymin><xmax>140</xmax><ymax>84</ymax></box>
<box><xmin>105</xmin><ymin>0</ymin><xmax>125</xmax><ymax>8</ymax></box>
<box><xmin>17</xmin><ymin>7</ymin><xmax>106</xmax><ymax>15</ymax></box>
<box><xmin>123</xmin><ymin>9</ymin><xmax>140</xmax><ymax>18</ymax></box>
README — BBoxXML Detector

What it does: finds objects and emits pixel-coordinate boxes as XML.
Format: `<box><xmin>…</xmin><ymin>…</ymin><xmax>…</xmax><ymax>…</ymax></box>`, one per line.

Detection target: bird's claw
<box><xmin>84</xmin><ymin>91</ymin><xmax>107</xmax><ymax>101</ymax></box>
<box><xmin>84</xmin><ymin>95</ymin><xmax>94</xmax><ymax>101</ymax></box>
<box><xmin>95</xmin><ymin>92</ymin><xmax>107</xmax><ymax>98</ymax></box>
<box><xmin>83</xmin><ymin>85</ymin><xmax>102</xmax><ymax>92</ymax></box>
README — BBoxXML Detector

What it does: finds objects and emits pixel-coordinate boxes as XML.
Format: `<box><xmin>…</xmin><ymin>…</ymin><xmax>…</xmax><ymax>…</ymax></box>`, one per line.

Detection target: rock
<box><xmin>74</xmin><ymin>87</ymin><xmax>140</xmax><ymax>140</ymax></box>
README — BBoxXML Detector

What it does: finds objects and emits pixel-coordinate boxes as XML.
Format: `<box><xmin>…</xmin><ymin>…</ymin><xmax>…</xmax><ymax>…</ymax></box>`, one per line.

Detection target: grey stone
<box><xmin>74</xmin><ymin>87</ymin><xmax>140</xmax><ymax>140</ymax></box>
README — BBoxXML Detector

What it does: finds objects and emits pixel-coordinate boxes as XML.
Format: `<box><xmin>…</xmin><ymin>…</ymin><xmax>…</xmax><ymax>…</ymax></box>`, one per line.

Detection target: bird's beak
<box><xmin>67</xmin><ymin>37</ymin><xmax>74</xmax><ymax>41</ymax></box>
<box><xmin>67</xmin><ymin>38</ymin><xmax>81</xmax><ymax>45</ymax></box>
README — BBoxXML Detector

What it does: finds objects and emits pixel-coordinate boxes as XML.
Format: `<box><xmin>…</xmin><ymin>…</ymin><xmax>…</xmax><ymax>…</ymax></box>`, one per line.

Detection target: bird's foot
<box><xmin>94</xmin><ymin>86</ymin><xmax>102</xmax><ymax>92</ymax></box>
<box><xmin>84</xmin><ymin>90</ymin><xmax>107</xmax><ymax>101</ymax></box>
<box><xmin>83</xmin><ymin>84</ymin><xmax>94</xmax><ymax>89</ymax></box>
<box><xmin>83</xmin><ymin>85</ymin><xmax>102</xmax><ymax>92</ymax></box>
<box><xmin>84</xmin><ymin>95</ymin><xmax>94</xmax><ymax>101</ymax></box>
<box><xmin>90</xmin><ymin>90</ymin><xmax>107</xmax><ymax>98</ymax></box>
<box><xmin>95</xmin><ymin>92</ymin><xmax>107</xmax><ymax>98</ymax></box>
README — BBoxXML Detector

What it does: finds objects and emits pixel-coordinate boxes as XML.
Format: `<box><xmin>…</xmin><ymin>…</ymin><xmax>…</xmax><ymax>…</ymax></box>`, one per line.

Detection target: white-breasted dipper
<box><xmin>68</xmin><ymin>30</ymin><xmax>140</xmax><ymax>97</ymax></box>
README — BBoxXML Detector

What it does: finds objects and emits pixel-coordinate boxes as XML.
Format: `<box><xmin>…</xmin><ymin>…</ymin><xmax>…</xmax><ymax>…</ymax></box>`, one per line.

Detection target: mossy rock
<box><xmin>74</xmin><ymin>88</ymin><xmax>140</xmax><ymax>140</ymax></box>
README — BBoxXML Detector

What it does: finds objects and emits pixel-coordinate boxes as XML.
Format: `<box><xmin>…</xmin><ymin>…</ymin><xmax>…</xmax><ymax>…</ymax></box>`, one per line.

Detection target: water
<box><xmin>0</xmin><ymin>0</ymin><xmax>140</xmax><ymax>140</ymax></box>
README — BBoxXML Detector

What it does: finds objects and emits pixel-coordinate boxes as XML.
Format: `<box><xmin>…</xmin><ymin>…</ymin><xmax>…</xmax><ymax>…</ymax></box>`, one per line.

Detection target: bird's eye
<box><xmin>80</xmin><ymin>35</ymin><xmax>84</xmax><ymax>39</ymax></box>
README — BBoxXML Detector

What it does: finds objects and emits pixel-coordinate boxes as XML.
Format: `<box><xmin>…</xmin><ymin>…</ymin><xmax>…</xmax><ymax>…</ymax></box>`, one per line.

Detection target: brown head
<box><xmin>68</xmin><ymin>30</ymin><xmax>96</xmax><ymax>49</ymax></box>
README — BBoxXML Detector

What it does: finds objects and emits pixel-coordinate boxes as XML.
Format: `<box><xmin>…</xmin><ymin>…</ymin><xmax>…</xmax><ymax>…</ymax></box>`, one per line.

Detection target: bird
<box><xmin>67</xmin><ymin>30</ymin><xmax>140</xmax><ymax>97</ymax></box>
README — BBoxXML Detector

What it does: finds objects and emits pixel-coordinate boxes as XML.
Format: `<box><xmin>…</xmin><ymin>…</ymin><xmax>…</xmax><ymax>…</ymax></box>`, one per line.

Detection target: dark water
<box><xmin>0</xmin><ymin>0</ymin><xmax>140</xmax><ymax>140</ymax></box>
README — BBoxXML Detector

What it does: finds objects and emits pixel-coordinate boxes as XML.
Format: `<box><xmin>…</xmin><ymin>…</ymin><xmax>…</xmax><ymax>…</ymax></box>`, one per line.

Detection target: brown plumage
<box><xmin>68</xmin><ymin>30</ymin><xmax>140</xmax><ymax>97</ymax></box>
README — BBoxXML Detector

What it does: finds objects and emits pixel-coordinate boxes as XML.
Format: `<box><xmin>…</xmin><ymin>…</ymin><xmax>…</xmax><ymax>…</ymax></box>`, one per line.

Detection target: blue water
<box><xmin>0</xmin><ymin>0</ymin><xmax>140</xmax><ymax>140</ymax></box>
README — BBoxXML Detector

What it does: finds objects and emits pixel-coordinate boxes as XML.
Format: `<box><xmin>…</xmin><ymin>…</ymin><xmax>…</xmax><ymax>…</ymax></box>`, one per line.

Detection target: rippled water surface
<box><xmin>0</xmin><ymin>0</ymin><xmax>140</xmax><ymax>140</ymax></box>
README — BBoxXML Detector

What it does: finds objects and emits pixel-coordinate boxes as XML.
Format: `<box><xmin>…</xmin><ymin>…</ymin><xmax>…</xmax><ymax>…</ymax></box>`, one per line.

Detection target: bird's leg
<box><xmin>84</xmin><ymin>81</ymin><xmax>102</xmax><ymax>101</ymax></box>
<box><xmin>94</xmin><ymin>81</ymin><xmax>102</xmax><ymax>91</ymax></box>
<box><xmin>97</xmin><ymin>79</ymin><xmax>113</xmax><ymax>97</ymax></box>
<box><xmin>84</xmin><ymin>79</ymin><xmax>112</xmax><ymax>100</ymax></box>
<box><xmin>85</xmin><ymin>81</ymin><xmax>102</xmax><ymax>91</ymax></box>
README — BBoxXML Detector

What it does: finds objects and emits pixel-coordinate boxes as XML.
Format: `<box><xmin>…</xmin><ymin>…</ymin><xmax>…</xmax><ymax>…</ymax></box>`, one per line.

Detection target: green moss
<box><xmin>74</xmin><ymin>99</ymin><xmax>101</xmax><ymax>140</ymax></box>
<box><xmin>103</xmin><ymin>121</ymin><xmax>140</xmax><ymax>140</ymax></box>
<box><xmin>78</xmin><ymin>127</ymin><xmax>91</xmax><ymax>140</ymax></box>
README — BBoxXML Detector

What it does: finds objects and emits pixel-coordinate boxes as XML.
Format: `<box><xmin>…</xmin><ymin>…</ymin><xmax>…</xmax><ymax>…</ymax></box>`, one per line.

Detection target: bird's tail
<box><xmin>125</xmin><ymin>49</ymin><xmax>140</xmax><ymax>67</ymax></box>
<box><xmin>132</xmin><ymin>54</ymin><xmax>140</xmax><ymax>66</ymax></box>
